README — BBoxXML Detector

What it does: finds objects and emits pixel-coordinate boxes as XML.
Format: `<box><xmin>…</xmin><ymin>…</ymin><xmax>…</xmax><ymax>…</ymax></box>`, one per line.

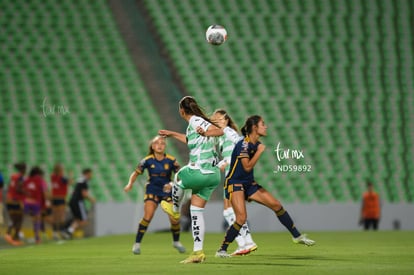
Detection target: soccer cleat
<box><xmin>245</xmin><ymin>243</ymin><xmax>258</xmax><ymax>253</ymax></box>
<box><xmin>215</xmin><ymin>250</ymin><xmax>231</xmax><ymax>258</ymax></box>
<box><xmin>13</xmin><ymin>239</ymin><xmax>24</xmax><ymax>246</ymax></box>
<box><xmin>4</xmin><ymin>234</ymin><xmax>16</xmax><ymax>245</ymax></box>
<box><xmin>53</xmin><ymin>232</ymin><xmax>61</xmax><ymax>241</ymax></box>
<box><xmin>160</xmin><ymin>201</ymin><xmax>180</xmax><ymax>220</ymax></box>
<box><xmin>132</xmin><ymin>243</ymin><xmax>141</xmax><ymax>255</ymax></box>
<box><xmin>173</xmin><ymin>242</ymin><xmax>186</xmax><ymax>253</ymax></box>
<box><xmin>180</xmin><ymin>250</ymin><xmax>206</xmax><ymax>263</ymax></box>
<box><xmin>293</xmin><ymin>234</ymin><xmax>315</xmax><ymax>246</ymax></box>
<box><xmin>60</xmin><ymin>230</ymin><xmax>72</xmax><ymax>240</ymax></box>
<box><xmin>231</xmin><ymin>247</ymin><xmax>251</xmax><ymax>256</ymax></box>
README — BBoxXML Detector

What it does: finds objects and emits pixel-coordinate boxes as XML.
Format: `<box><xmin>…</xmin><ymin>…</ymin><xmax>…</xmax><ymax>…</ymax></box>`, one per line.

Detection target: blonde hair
<box><xmin>148</xmin><ymin>135</ymin><xmax>166</xmax><ymax>155</ymax></box>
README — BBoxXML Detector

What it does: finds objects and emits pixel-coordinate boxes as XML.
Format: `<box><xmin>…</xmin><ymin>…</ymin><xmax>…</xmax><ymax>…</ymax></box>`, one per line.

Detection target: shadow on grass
<box><xmin>205</xmin><ymin>261</ymin><xmax>305</xmax><ymax>267</ymax></box>
<box><xmin>260</xmin><ymin>255</ymin><xmax>349</xmax><ymax>262</ymax></box>
<box><xmin>205</xmin><ymin>254</ymin><xmax>348</xmax><ymax>267</ymax></box>
<box><xmin>249</xmin><ymin>255</ymin><xmax>348</xmax><ymax>262</ymax></box>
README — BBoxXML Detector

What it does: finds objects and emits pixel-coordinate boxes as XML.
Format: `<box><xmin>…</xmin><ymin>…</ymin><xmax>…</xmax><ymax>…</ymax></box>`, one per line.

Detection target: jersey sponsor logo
<box><xmin>150</xmin><ymin>164</ymin><xmax>155</xmax><ymax>168</ymax></box>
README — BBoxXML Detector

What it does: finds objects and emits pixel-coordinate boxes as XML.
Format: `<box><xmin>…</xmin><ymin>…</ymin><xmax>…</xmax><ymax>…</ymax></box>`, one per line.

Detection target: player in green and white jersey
<box><xmin>159</xmin><ymin>96</ymin><xmax>223</xmax><ymax>264</ymax></box>
<box><xmin>211</xmin><ymin>109</ymin><xmax>257</xmax><ymax>256</ymax></box>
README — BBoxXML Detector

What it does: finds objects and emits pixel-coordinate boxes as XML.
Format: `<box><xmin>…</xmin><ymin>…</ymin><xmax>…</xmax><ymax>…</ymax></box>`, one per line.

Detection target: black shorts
<box><xmin>52</xmin><ymin>198</ymin><xmax>66</xmax><ymax>206</ymax></box>
<box><xmin>6</xmin><ymin>202</ymin><xmax>23</xmax><ymax>213</ymax></box>
<box><xmin>69</xmin><ymin>201</ymin><xmax>88</xmax><ymax>221</ymax></box>
<box><xmin>144</xmin><ymin>194</ymin><xmax>172</xmax><ymax>204</ymax></box>
<box><xmin>225</xmin><ymin>181</ymin><xmax>263</xmax><ymax>201</ymax></box>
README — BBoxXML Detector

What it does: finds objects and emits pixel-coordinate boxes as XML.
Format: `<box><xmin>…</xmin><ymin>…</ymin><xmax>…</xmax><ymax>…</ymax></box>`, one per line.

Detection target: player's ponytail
<box><xmin>213</xmin><ymin>109</ymin><xmax>239</xmax><ymax>132</ymax></box>
<box><xmin>241</xmin><ymin>115</ymin><xmax>262</xmax><ymax>137</ymax></box>
<box><xmin>179</xmin><ymin>96</ymin><xmax>217</xmax><ymax>126</ymax></box>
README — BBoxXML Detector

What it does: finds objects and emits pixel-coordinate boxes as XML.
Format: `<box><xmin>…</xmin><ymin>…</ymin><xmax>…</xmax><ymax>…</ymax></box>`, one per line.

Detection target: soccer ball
<box><xmin>206</xmin><ymin>25</ymin><xmax>227</xmax><ymax>45</ymax></box>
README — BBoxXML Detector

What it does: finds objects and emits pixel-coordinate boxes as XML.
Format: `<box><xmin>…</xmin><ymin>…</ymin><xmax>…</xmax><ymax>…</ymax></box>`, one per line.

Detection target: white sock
<box><xmin>172</xmin><ymin>181</ymin><xmax>184</xmax><ymax>213</ymax></box>
<box><xmin>190</xmin><ymin>205</ymin><xmax>205</xmax><ymax>252</ymax></box>
<box><xmin>223</xmin><ymin>207</ymin><xmax>235</xmax><ymax>227</ymax></box>
<box><xmin>243</xmin><ymin>222</ymin><xmax>254</xmax><ymax>245</ymax></box>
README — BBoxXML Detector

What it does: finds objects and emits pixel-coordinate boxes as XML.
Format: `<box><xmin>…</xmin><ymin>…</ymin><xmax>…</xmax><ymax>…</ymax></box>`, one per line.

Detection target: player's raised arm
<box><xmin>124</xmin><ymin>170</ymin><xmax>140</xmax><ymax>193</ymax></box>
<box><xmin>240</xmin><ymin>143</ymin><xmax>265</xmax><ymax>172</ymax></box>
<box><xmin>196</xmin><ymin>124</ymin><xmax>224</xmax><ymax>137</ymax></box>
<box><xmin>159</xmin><ymin>130</ymin><xmax>187</xmax><ymax>144</ymax></box>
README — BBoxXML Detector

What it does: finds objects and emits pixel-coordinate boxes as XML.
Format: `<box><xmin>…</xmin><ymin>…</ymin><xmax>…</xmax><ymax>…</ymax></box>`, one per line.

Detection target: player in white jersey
<box><xmin>211</xmin><ymin>109</ymin><xmax>257</xmax><ymax>256</ymax></box>
<box><xmin>159</xmin><ymin>96</ymin><xmax>223</xmax><ymax>264</ymax></box>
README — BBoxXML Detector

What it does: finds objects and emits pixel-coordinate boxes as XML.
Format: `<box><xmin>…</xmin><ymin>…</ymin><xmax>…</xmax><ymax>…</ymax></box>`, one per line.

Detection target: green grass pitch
<box><xmin>1</xmin><ymin>231</ymin><xmax>414</xmax><ymax>274</ymax></box>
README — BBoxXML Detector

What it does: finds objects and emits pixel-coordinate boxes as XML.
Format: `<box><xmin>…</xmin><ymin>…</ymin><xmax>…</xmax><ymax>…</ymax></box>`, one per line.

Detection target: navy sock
<box><xmin>170</xmin><ymin>223</ymin><xmax>180</xmax><ymax>242</ymax></box>
<box><xmin>135</xmin><ymin>219</ymin><xmax>150</xmax><ymax>243</ymax></box>
<box><xmin>276</xmin><ymin>207</ymin><xmax>301</xmax><ymax>238</ymax></box>
<box><xmin>220</xmin><ymin>222</ymin><xmax>242</xmax><ymax>251</ymax></box>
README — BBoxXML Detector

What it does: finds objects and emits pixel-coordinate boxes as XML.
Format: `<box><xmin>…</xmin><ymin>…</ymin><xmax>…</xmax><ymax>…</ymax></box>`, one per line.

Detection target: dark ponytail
<box><xmin>241</xmin><ymin>115</ymin><xmax>262</xmax><ymax>136</ymax></box>
<box><xmin>179</xmin><ymin>96</ymin><xmax>217</xmax><ymax>126</ymax></box>
<box><xmin>213</xmin><ymin>109</ymin><xmax>239</xmax><ymax>133</ymax></box>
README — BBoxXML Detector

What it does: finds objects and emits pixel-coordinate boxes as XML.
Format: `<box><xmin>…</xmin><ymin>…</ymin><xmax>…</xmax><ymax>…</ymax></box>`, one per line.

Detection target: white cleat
<box><xmin>245</xmin><ymin>242</ymin><xmax>258</xmax><ymax>253</ymax></box>
<box><xmin>293</xmin><ymin>234</ymin><xmax>315</xmax><ymax>246</ymax></box>
<box><xmin>132</xmin><ymin>243</ymin><xmax>141</xmax><ymax>255</ymax></box>
<box><xmin>173</xmin><ymin>242</ymin><xmax>186</xmax><ymax>253</ymax></box>
<box><xmin>231</xmin><ymin>247</ymin><xmax>251</xmax><ymax>256</ymax></box>
<box><xmin>215</xmin><ymin>250</ymin><xmax>232</xmax><ymax>258</ymax></box>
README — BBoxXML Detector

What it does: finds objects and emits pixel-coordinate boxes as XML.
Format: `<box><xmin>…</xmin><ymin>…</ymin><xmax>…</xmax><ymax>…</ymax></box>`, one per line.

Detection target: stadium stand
<box><xmin>1</xmin><ymin>0</ymin><xmax>412</xmax><ymax>204</ymax></box>
<box><xmin>143</xmin><ymin>0</ymin><xmax>413</xmax><ymax>203</ymax></box>
<box><xmin>0</xmin><ymin>0</ymin><xmax>182</xmax><ymax>202</ymax></box>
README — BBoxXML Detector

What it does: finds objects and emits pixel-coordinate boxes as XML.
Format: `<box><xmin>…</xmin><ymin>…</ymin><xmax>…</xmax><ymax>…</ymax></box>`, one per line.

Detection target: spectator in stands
<box><xmin>5</xmin><ymin>162</ymin><xmax>26</xmax><ymax>246</ymax></box>
<box><xmin>50</xmin><ymin>163</ymin><xmax>72</xmax><ymax>239</ymax></box>
<box><xmin>62</xmin><ymin>168</ymin><xmax>95</xmax><ymax>239</ymax></box>
<box><xmin>360</xmin><ymin>182</ymin><xmax>381</xmax><ymax>231</ymax></box>
<box><xmin>22</xmin><ymin>166</ymin><xmax>49</xmax><ymax>244</ymax></box>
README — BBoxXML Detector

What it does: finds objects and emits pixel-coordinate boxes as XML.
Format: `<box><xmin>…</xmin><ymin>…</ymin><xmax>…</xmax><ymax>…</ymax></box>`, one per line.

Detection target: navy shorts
<box><xmin>144</xmin><ymin>193</ymin><xmax>172</xmax><ymax>204</ymax></box>
<box><xmin>225</xmin><ymin>181</ymin><xmax>263</xmax><ymax>201</ymax></box>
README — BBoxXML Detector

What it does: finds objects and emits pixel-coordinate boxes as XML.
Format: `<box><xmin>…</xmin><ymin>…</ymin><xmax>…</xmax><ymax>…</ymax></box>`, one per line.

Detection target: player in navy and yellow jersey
<box><xmin>124</xmin><ymin>136</ymin><xmax>186</xmax><ymax>255</ymax></box>
<box><xmin>216</xmin><ymin>115</ymin><xmax>315</xmax><ymax>257</ymax></box>
<box><xmin>211</xmin><ymin>109</ymin><xmax>256</xmax><ymax>256</ymax></box>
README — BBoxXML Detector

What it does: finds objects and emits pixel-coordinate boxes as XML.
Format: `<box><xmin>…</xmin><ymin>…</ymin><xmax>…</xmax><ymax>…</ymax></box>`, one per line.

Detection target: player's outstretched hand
<box><xmin>159</xmin><ymin>130</ymin><xmax>172</xmax><ymax>137</ymax></box>
<box><xmin>196</xmin><ymin>126</ymin><xmax>206</xmax><ymax>136</ymax></box>
<box><xmin>124</xmin><ymin>184</ymin><xmax>132</xmax><ymax>193</ymax></box>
